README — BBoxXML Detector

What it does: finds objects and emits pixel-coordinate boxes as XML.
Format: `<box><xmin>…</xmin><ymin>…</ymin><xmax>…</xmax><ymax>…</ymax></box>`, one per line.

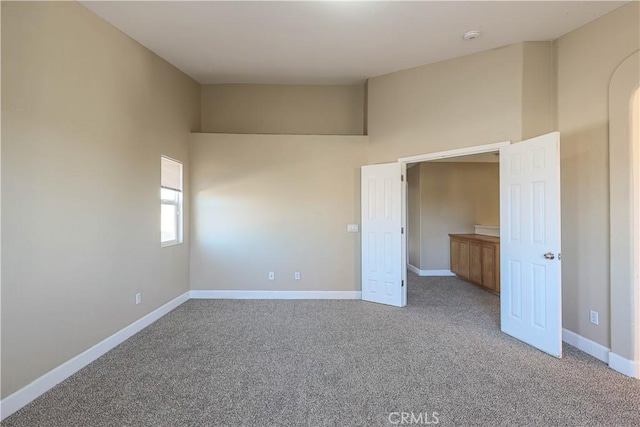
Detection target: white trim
<box><xmin>398</xmin><ymin>141</ymin><xmax>511</xmax><ymax>164</ymax></box>
<box><xmin>609</xmin><ymin>352</ymin><xmax>639</xmax><ymax>378</ymax></box>
<box><xmin>562</xmin><ymin>328</ymin><xmax>610</xmax><ymax>363</ymax></box>
<box><xmin>421</xmin><ymin>270</ymin><xmax>456</xmax><ymax>277</ymax></box>
<box><xmin>0</xmin><ymin>292</ymin><xmax>190</xmax><ymax>421</ymax></box>
<box><xmin>190</xmin><ymin>290</ymin><xmax>362</xmax><ymax>300</ymax></box>
<box><xmin>634</xmin><ymin>88</ymin><xmax>640</xmax><ymax>382</ymax></box>
<box><xmin>1</xmin><ymin>288</ymin><xmax>365</xmax><ymax>419</ymax></box>
<box><xmin>407</xmin><ymin>264</ymin><xmax>455</xmax><ymax>277</ymax></box>
<box><xmin>407</xmin><ymin>264</ymin><xmax>421</xmax><ymax>275</ymax></box>
<box><xmin>561</xmin><ymin>330</ymin><xmax>640</xmax><ymax>378</ymax></box>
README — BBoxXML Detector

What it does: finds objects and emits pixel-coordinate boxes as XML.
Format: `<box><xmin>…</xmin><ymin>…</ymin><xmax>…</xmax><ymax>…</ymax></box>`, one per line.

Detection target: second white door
<box><xmin>500</xmin><ymin>132</ymin><xmax>562</xmax><ymax>357</ymax></box>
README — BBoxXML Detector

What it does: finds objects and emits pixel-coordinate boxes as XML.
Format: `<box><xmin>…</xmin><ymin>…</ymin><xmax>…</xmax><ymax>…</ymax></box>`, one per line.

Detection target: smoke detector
<box><xmin>463</xmin><ymin>30</ymin><xmax>481</xmax><ymax>40</ymax></box>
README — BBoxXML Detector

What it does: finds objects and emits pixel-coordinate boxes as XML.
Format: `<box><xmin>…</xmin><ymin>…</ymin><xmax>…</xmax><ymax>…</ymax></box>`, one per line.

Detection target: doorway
<box><xmin>362</xmin><ymin>133</ymin><xmax>563</xmax><ymax>357</ymax></box>
<box><xmin>405</xmin><ymin>135</ymin><xmax>563</xmax><ymax>357</ymax></box>
<box><xmin>608</xmin><ymin>50</ymin><xmax>639</xmax><ymax>378</ymax></box>
<box><xmin>406</xmin><ymin>151</ymin><xmax>500</xmax><ymax>283</ymax></box>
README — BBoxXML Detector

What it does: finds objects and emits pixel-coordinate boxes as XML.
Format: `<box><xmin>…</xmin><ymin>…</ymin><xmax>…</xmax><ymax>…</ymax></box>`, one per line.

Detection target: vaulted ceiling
<box><xmin>81</xmin><ymin>1</ymin><xmax>626</xmax><ymax>85</ymax></box>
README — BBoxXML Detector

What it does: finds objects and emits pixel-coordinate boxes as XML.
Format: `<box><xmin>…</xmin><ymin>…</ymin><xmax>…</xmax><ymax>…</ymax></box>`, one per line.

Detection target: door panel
<box><xmin>500</xmin><ymin>132</ymin><xmax>562</xmax><ymax>357</ymax></box>
<box><xmin>361</xmin><ymin>163</ymin><xmax>405</xmax><ymax>307</ymax></box>
<box><xmin>459</xmin><ymin>240</ymin><xmax>470</xmax><ymax>279</ymax></box>
<box><xmin>469</xmin><ymin>242</ymin><xmax>482</xmax><ymax>284</ymax></box>
<box><xmin>481</xmin><ymin>244</ymin><xmax>496</xmax><ymax>291</ymax></box>
<box><xmin>450</xmin><ymin>239</ymin><xmax>461</xmax><ymax>276</ymax></box>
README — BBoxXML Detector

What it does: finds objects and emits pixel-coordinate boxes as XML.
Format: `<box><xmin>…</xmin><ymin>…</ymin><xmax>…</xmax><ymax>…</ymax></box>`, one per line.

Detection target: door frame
<box><xmin>399</xmin><ymin>138</ymin><xmax>566</xmax><ymax>356</ymax></box>
<box><xmin>398</xmin><ymin>141</ymin><xmax>511</xmax><ymax>278</ymax></box>
<box><xmin>398</xmin><ymin>141</ymin><xmax>511</xmax><ymax>165</ymax></box>
<box><xmin>634</xmin><ymin>88</ymin><xmax>640</xmax><ymax>379</ymax></box>
<box><xmin>636</xmin><ymin>88</ymin><xmax>640</xmax><ymax>379</ymax></box>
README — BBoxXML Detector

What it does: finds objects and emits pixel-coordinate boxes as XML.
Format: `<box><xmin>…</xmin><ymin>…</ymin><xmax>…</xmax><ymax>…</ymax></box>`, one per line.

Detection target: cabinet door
<box><xmin>450</xmin><ymin>238</ymin><xmax>470</xmax><ymax>278</ymax></box>
<box><xmin>481</xmin><ymin>243</ymin><xmax>496</xmax><ymax>291</ymax></box>
<box><xmin>450</xmin><ymin>239</ymin><xmax>460</xmax><ymax>276</ymax></box>
<box><xmin>493</xmin><ymin>244</ymin><xmax>500</xmax><ymax>293</ymax></box>
<box><xmin>469</xmin><ymin>242</ymin><xmax>482</xmax><ymax>284</ymax></box>
<box><xmin>458</xmin><ymin>240</ymin><xmax>470</xmax><ymax>279</ymax></box>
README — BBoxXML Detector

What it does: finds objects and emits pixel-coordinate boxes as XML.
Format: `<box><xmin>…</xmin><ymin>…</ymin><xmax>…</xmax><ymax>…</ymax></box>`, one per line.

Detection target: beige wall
<box><xmin>411</xmin><ymin>162</ymin><xmax>499</xmax><ymax>271</ymax></box>
<box><xmin>367</xmin><ymin>43</ymin><xmax>525</xmax><ymax>163</ymax></box>
<box><xmin>556</xmin><ymin>1</ymin><xmax>639</xmax><ymax>354</ymax></box>
<box><xmin>407</xmin><ymin>165</ymin><xmax>421</xmax><ymax>268</ymax></box>
<box><xmin>201</xmin><ymin>84</ymin><xmax>365</xmax><ymax>135</ymax></box>
<box><xmin>1</xmin><ymin>1</ymin><xmax>200</xmax><ymax>398</ymax></box>
<box><xmin>522</xmin><ymin>41</ymin><xmax>556</xmax><ymax>140</ymax></box>
<box><xmin>189</xmin><ymin>133</ymin><xmax>367</xmax><ymax>292</ymax></box>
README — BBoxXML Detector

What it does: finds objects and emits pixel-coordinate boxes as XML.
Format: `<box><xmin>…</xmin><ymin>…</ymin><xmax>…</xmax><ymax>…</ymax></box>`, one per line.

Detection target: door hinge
<box><xmin>401</xmin><ymin>174</ymin><xmax>404</xmax><ymax>182</ymax></box>
<box><xmin>401</xmin><ymin>280</ymin><xmax>404</xmax><ymax>287</ymax></box>
<box><xmin>401</xmin><ymin>227</ymin><xmax>404</xmax><ymax>234</ymax></box>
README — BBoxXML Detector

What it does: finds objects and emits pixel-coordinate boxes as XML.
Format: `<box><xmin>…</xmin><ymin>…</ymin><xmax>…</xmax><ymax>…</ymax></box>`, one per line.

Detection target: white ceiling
<box><xmin>81</xmin><ymin>1</ymin><xmax>626</xmax><ymax>85</ymax></box>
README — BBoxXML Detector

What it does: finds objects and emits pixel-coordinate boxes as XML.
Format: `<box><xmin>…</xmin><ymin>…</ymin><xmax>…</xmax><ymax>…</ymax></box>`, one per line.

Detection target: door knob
<box><xmin>543</xmin><ymin>252</ymin><xmax>555</xmax><ymax>260</ymax></box>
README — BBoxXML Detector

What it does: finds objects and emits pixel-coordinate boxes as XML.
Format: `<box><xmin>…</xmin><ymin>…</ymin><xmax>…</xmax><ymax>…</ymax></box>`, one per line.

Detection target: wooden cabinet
<box><xmin>468</xmin><ymin>242</ymin><xmax>482</xmax><ymax>284</ymax></box>
<box><xmin>450</xmin><ymin>238</ymin><xmax>469</xmax><ymax>279</ymax></box>
<box><xmin>449</xmin><ymin>234</ymin><xmax>500</xmax><ymax>293</ymax></box>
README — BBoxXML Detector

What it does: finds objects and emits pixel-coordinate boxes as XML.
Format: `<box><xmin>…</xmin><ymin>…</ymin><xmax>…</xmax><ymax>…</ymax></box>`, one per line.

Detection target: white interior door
<box><xmin>500</xmin><ymin>132</ymin><xmax>562</xmax><ymax>357</ymax></box>
<box><xmin>361</xmin><ymin>163</ymin><xmax>406</xmax><ymax>307</ymax></box>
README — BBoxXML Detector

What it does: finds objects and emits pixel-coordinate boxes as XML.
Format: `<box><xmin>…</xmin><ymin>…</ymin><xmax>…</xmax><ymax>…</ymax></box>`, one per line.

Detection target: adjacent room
<box><xmin>2</xmin><ymin>1</ymin><xmax>640</xmax><ymax>425</ymax></box>
<box><xmin>407</xmin><ymin>153</ymin><xmax>500</xmax><ymax>287</ymax></box>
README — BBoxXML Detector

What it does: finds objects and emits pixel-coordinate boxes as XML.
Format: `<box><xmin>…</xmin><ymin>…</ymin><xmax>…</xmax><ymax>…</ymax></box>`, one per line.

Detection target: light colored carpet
<box><xmin>3</xmin><ymin>273</ymin><xmax>640</xmax><ymax>426</ymax></box>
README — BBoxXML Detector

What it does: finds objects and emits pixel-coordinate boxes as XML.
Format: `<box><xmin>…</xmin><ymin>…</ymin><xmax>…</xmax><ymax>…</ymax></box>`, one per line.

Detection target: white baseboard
<box><xmin>0</xmin><ymin>291</ymin><xmax>190</xmax><ymax>421</ymax></box>
<box><xmin>609</xmin><ymin>352</ymin><xmax>639</xmax><ymax>378</ymax></box>
<box><xmin>562</xmin><ymin>329</ymin><xmax>640</xmax><ymax>379</ymax></box>
<box><xmin>562</xmin><ymin>328</ymin><xmax>610</xmax><ymax>363</ymax></box>
<box><xmin>5</xmin><ymin>291</ymin><xmax>636</xmax><ymax>421</ymax></box>
<box><xmin>1</xmin><ymin>288</ymin><xmax>361</xmax><ymax>419</ymax></box>
<box><xmin>407</xmin><ymin>265</ymin><xmax>455</xmax><ymax>277</ymax></box>
<box><xmin>407</xmin><ymin>264</ymin><xmax>421</xmax><ymax>275</ymax></box>
<box><xmin>190</xmin><ymin>290</ymin><xmax>362</xmax><ymax>300</ymax></box>
<box><xmin>422</xmin><ymin>270</ymin><xmax>456</xmax><ymax>276</ymax></box>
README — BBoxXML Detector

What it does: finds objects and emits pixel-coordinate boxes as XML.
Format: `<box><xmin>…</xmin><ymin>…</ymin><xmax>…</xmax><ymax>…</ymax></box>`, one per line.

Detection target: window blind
<box><xmin>161</xmin><ymin>156</ymin><xmax>182</xmax><ymax>191</ymax></box>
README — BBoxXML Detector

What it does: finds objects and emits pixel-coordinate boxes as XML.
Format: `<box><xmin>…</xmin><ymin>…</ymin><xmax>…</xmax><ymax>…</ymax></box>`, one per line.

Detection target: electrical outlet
<box><xmin>268</xmin><ymin>272</ymin><xmax>275</xmax><ymax>280</ymax></box>
<box><xmin>135</xmin><ymin>293</ymin><xmax>141</xmax><ymax>305</ymax></box>
<box><xmin>294</xmin><ymin>272</ymin><xmax>301</xmax><ymax>280</ymax></box>
<box><xmin>590</xmin><ymin>310</ymin><xmax>599</xmax><ymax>325</ymax></box>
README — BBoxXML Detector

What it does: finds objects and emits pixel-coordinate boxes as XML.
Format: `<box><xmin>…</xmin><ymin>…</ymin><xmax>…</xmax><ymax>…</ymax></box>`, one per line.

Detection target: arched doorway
<box><xmin>609</xmin><ymin>50</ymin><xmax>640</xmax><ymax>378</ymax></box>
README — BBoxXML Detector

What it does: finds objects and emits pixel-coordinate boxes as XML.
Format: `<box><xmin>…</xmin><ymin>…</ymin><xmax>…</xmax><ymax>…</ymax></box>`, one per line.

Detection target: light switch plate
<box><xmin>347</xmin><ymin>224</ymin><xmax>359</xmax><ymax>233</ymax></box>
